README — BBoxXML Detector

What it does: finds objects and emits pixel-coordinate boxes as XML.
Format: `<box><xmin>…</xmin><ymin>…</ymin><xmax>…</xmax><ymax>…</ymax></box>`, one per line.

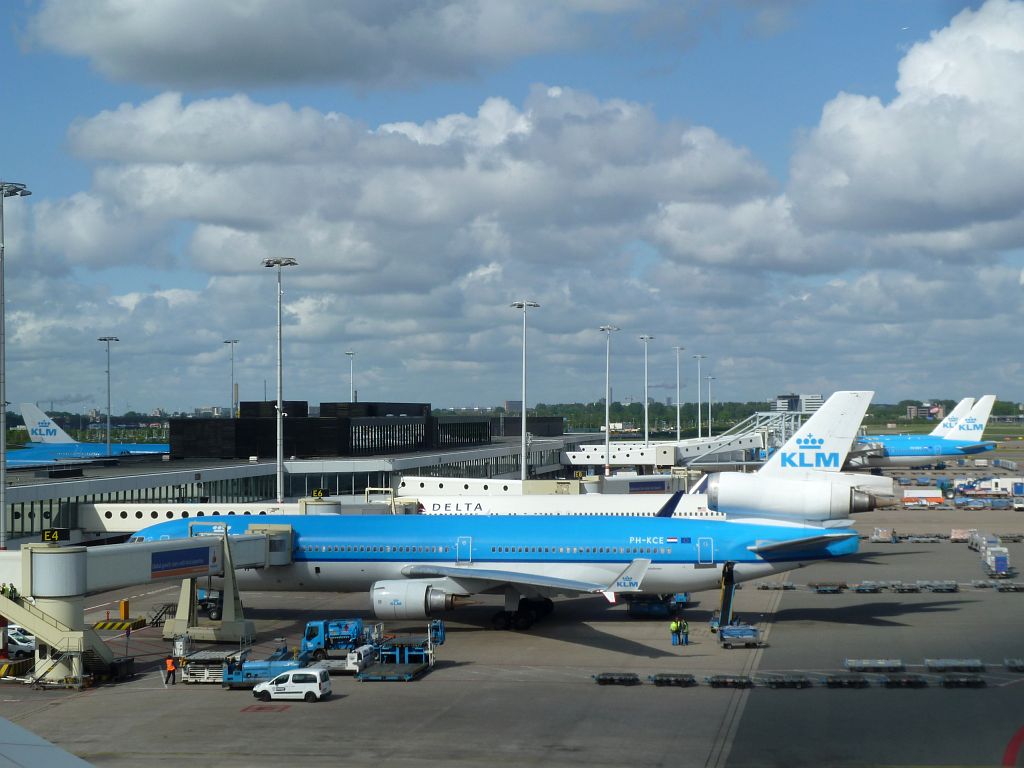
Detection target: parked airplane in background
<box><xmin>131</xmin><ymin>498</ymin><xmax>858</xmax><ymax>629</ymax></box>
<box><xmin>845</xmin><ymin>395</ymin><xmax>997</xmax><ymax>469</ymax></box>
<box><xmin>859</xmin><ymin>397</ymin><xmax>974</xmax><ymax>444</ymax></box>
<box><xmin>7</xmin><ymin>404</ymin><xmax>169</xmax><ymax>467</ymax></box>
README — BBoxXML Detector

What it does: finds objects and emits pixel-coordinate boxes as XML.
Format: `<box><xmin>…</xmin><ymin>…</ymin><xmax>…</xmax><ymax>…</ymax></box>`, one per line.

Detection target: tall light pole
<box><xmin>706</xmin><ymin>375</ymin><xmax>716</xmax><ymax>437</ymax></box>
<box><xmin>692</xmin><ymin>354</ymin><xmax>707</xmax><ymax>438</ymax></box>
<box><xmin>262</xmin><ymin>257</ymin><xmax>298</xmax><ymax>504</ymax></box>
<box><xmin>673</xmin><ymin>345</ymin><xmax>685</xmax><ymax>441</ymax></box>
<box><xmin>600</xmin><ymin>325</ymin><xmax>619</xmax><ymax>476</ymax></box>
<box><xmin>639</xmin><ymin>335</ymin><xmax>654</xmax><ymax>445</ymax></box>
<box><xmin>0</xmin><ymin>181</ymin><xmax>31</xmax><ymax>551</ymax></box>
<box><xmin>223</xmin><ymin>339</ymin><xmax>238</xmax><ymax>417</ymax></box>
<box><xmin>345</xmin><ymin>351</ymin><xmax>355</xmax><ymax>402</ymax></box>
<box><xmin>97</xmin><ymin>336</ymin><xmax>119</xmax><ymax>456</ymax></box>
<box><xmin>511</xmin><ymin>300</ymin><xmax>539</xmax><ymax>481</ymax></box>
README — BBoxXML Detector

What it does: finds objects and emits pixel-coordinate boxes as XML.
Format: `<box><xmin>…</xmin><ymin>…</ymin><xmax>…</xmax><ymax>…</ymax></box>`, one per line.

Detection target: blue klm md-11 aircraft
<box><xmin>132</xmin><ymin>498</ymin><xmax>858</xmax><ymax>629</ymax></box>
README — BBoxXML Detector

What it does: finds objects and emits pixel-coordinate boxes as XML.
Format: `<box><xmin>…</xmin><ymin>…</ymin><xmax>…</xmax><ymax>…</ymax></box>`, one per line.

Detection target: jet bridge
<box><xmin>0</xmin><ymin>523</ymin><xmax>292</xmax><ymax>686</ymax></box>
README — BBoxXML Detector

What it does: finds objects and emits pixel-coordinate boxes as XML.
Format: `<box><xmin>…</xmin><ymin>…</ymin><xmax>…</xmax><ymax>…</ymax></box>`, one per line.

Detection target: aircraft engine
<box><xmin>370</xmin><ymin>580</ymin><xmax>456</xmax><ymax>620</ymax></box>
<box><xmin>706</xmin><ymin>473</ymin><xmax>877</xmax><ymax>521</ymax></box>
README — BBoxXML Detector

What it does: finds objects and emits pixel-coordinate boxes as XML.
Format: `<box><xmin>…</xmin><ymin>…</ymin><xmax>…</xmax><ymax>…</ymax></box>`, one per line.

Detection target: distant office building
<box><xmin>799</xmin><ymin>394</ymin><xmax>823</xmax><ymax>413</ymax></box>
<box><xmin>772</xmin><ymin>394</ymin><xmax>823</xmax><ymax>413</ymax></box>
<box><xmin>504</xmin><ymin>400</ymin><xmax>523</xmax><ymax>414</ymax></box>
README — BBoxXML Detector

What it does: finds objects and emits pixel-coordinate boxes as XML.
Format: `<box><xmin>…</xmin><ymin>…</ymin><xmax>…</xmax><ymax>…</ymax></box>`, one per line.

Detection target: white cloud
<box><xmin>790</xmin><ymin>0</ymin><xmax>1024</xmax><ymax>249</ymax></box>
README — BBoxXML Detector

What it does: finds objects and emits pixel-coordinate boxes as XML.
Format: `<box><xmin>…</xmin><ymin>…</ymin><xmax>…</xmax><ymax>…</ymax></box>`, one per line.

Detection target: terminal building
<box><xmin>1</xmin><ymin>401</ymin><xmax>582</xmax><ymax>548</ymax></box>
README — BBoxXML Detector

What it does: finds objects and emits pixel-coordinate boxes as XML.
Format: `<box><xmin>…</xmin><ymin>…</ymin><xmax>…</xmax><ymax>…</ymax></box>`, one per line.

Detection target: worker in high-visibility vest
<box><xmin>669</xmin><ymin>619</ymin><xmax>680</xmax><ymax>645</ymax></box>
<box><xmin>680</xmin><ymin>618</ymin><xmax>690</xmax><ymax>646</ymax></box>
<box><xmin>164</xmin><ymin>655</ymin><xmax>177</xmax><ymax>685</ymax></box>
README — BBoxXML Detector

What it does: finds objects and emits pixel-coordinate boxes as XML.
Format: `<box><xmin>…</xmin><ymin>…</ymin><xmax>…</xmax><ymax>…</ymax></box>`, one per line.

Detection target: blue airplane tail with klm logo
<box><xmin>759</xmin><ymin>391</ymin><xmax>873</xmax><ymax>476</ymax></box>
<box><xmin>948</xmin><ymin>395</ymin><xmax>995</xmax><ymax>441</ymax></box>
<box><xmin>19</xmin><ymin>403</ymin><xmax>78</xmax><ymax>445</ymax></box>
<box><xmin>929</xmin><ymin>397</ymin><xmax>974</xmax><ymax>438</ymax></box>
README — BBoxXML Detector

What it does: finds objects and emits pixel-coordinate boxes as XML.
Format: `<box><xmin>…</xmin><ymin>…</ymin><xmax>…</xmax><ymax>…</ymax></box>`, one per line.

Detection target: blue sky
<box><xmin>1</xmin><ymin>0</ymin><xmax>1019</xmax><ymax>414</ymax></box>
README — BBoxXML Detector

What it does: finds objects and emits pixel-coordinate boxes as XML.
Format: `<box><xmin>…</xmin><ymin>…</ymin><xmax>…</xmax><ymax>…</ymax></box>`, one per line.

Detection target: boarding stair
<box><xmin>0</xmin><ymin>593</ymin><xmax>115</xmax><ymax>683</ymax></box>
<box><xmin>148</xmin><ymin>602</ymin><xmax>177</xmax><ymax>628</ymax></box>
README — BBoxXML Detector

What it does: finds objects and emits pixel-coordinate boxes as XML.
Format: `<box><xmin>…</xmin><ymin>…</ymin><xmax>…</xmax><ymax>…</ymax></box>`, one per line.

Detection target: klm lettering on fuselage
<box><xmin>779</xmin><ymin>434</ymin><xmax>839</xmax><ymax>469</ymax></box>
<box><xmin>30</xmin><ymin>420</ymin><xmax>58</xmax><ymax>438</ymax></box>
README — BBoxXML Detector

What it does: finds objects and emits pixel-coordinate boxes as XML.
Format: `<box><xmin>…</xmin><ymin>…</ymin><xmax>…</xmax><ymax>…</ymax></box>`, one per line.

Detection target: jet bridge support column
<box><xmin>718</xmin><ymin>562</ymin><xmax>737</xmax><ymax>628</ymax></box>
<box><xmin>162</xmin><ymin>532</ymin><xmax>253</xmax><ymax>643</ymax></box>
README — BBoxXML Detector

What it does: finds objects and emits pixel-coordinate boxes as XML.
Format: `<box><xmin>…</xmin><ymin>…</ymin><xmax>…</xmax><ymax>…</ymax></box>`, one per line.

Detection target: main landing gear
<box><xmin>491</xmin><ymin>598</ymin><xmax>554</xmax><ymax>630</ymax></box>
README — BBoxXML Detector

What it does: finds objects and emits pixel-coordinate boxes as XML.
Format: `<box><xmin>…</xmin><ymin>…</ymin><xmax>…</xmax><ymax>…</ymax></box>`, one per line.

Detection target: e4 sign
<box><xmin>42</xmin><ymin>528</ymin><xmax>70</xmax><ymax>543</ymax></box>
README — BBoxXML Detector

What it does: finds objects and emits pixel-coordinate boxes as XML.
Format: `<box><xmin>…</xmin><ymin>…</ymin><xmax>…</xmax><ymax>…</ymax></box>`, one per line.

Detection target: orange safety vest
<box><xmin>165</xmin><ymin>658</ymin><xmax>176</xmax><ymax>672</ymax></box>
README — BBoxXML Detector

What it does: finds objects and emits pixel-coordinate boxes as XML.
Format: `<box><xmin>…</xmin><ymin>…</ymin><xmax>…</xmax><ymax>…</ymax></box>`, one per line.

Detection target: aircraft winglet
<box><xmin>601</xmin><ymin>558</ymin><xmax>652</xmax><ymax>602</ymax></box>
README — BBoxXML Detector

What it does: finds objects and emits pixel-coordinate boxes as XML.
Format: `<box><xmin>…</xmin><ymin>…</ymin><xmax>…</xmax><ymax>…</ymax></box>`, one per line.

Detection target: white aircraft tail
<box><xmin>759</xmin><ymin>391</ymin><xmax>873</xmax><ymax>476</ymax></box>
<box><xmin>19</xmin><ymin>403</ymin><xmax>77</xmax><ymax>444</ymax></box>
<box><xmin>929</xmin><ymin>397</ymin><xmax>974</xmax><ymax>437</ymax></box>
<box><xmin>948</xmin><ymin>395</ymin><xmax>996</xmax><ymax>440</ymax></box>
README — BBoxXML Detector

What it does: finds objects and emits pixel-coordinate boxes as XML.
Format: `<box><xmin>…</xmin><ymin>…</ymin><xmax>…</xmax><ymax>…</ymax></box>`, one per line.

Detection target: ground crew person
<box><xmin>164</xmin><ymin>655</ymin><xmax>177</xmax><ymax>685</ymax></box>
<box><xmin>681</xmin><ymin>618</ymin><xmax>690</xmax><ymax>646</ymax></box>
<box><xmin>669</xmin><ymin>618</ymin><xmax>680</xmax><ymax>645</ymax></box>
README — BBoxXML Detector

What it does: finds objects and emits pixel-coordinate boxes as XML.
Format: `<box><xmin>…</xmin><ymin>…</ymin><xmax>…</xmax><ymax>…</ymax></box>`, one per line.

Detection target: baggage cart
<box><xmin>718</xmin><ymin>624</ymin><xmax>761</xmax><ymax>649</ymax></box>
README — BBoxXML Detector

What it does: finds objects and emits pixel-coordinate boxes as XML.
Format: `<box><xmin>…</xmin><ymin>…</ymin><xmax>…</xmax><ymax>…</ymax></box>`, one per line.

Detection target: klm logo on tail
<box><xmin>957</xmin><ymin>418</ymin><xmax>984</xmax><ymax>433</ymax></box>
<box><xmin>30</xmin><ymin>420</ymin><xmax>59</xmax><ymax>438</ymax></box>
<box><xmin>780</xmin><ymin>434</ymin><xmax>840</xmax><ymax>469</ymax></box>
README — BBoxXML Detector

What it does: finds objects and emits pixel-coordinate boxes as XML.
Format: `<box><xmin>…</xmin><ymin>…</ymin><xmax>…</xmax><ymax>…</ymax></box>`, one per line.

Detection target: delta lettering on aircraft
<box><xmin>779</xmin><ymin>434</ymin><xmax>840</xmax><ymax>469</ymax></box>
<box><xmin>430</xmin><ymin>502</ymin><xmax>486</xmax><ymax>513</ymax></box>
<box><xmin>30</xmin><ymin>420</ymin><xmax>59</xmax><ymax>438</ymax></box>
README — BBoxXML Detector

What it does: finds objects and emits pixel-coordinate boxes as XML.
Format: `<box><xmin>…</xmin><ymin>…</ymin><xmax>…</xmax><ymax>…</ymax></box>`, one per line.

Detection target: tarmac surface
<box><xmin>1</xmin><ymin>505</ymin><xmax>1023</xmax><ymax>767</ymax></box>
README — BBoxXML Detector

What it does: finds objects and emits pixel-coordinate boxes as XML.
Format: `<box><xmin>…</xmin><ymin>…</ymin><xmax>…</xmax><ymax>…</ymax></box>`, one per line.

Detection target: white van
<box><xmin>7</xmin><ymin>631</ymin><xmax>35</xmax><ymax>659</ymax></box>
<box><xmin>252</xmin><ymin>668</ymin><xmax>331</xmax><ymax>702</ymax></box>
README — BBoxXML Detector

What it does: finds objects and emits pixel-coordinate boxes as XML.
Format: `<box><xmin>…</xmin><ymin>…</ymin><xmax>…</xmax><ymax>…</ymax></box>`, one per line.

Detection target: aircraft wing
<box><xmin>402</xmin><ymin>558</ymin><xmax>652</xmax><ymax>596</ymax></box>
<box><xmin>747</xmin><ymin>532</ymin><xmax>858</xmax><ymax>555</ymax></box>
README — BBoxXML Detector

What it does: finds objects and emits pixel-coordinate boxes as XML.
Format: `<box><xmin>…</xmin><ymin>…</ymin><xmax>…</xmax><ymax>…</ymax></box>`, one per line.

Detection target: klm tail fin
<box><xmin>759</xmin><ymin>391</ymin><xmax>873</xmax><ymax>476</ymax></box>
<box><xmin>947</xmin><ymin>395</ymin><xmax>996</xmax><ymax>440</ymax></box>
<box><xmin>19</xmin><ymin>403</ymin><xmax>77</xmax><ymax>444</ymax></box>
<box><xmin>929</xmin><ymin>398</ymin><xmax>974</xmax><ymax>437</ymax></box>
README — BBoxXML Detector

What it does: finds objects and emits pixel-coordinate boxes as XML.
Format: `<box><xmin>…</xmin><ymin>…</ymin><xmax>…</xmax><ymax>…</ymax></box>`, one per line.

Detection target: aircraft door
<box><xmin>697</xmin><ymin>537</ymin><xmax>714</xmax><ymax>565</ymax></box>
<box><xmin>456</xmin><ymin>536</ymin><xmax>472</xmax><ymax>564</ymax></box>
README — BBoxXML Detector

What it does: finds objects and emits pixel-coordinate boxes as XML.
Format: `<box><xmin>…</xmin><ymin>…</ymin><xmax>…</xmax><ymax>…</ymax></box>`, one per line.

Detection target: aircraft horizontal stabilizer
<box><xmin>401</xmin><ymin>563</ymin><xmax>608</xmax><ymax>595</ymax></box>
<box><xmin>958</xmin><ymin>441</ymin><xmax>997</xmax><ymax>453</ymax></box>
<box><xmin>747</xmin><ymin>532</ymin><xmax>858</xmax><ymax>555</ymax></box>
